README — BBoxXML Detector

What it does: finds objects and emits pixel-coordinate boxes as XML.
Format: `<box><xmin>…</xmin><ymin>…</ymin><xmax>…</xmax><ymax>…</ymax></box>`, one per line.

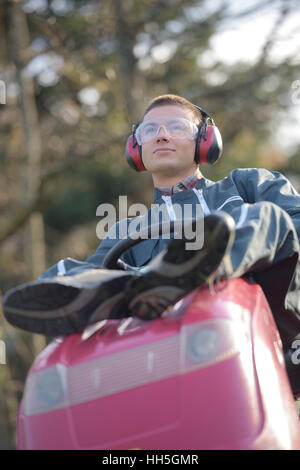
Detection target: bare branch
<box><xmin>222</xmin><ymin>0</ymin><xmax>280</xmax><ymax>23</ymax></box>
<box><xmin>257</xmin><ymin>2</ymin><xmax>291</xmax><ymax>64</ymax></box>
<box><xmin>134</xmin><ymin>0</ymin><xmax>201</xmax><ymax>29</ymax></box>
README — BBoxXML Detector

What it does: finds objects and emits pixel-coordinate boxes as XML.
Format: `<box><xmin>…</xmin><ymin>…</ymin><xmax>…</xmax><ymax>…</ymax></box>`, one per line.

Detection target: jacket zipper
<box><xmin>161</xmin><ymin>195</ymin><xmax>177</xmax><ymax>221</ymax></box>
<box><xmin>192</xmin><ymin>189</ymin><xmax>211</xmax><ymax>215</ymax></box>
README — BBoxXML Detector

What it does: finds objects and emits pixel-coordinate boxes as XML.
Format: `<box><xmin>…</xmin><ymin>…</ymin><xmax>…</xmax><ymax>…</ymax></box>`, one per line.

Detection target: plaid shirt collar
<box><xmin>157</xmin><ymin>168</ymin><xmax>203</xmax><ymax>196</ymax></box>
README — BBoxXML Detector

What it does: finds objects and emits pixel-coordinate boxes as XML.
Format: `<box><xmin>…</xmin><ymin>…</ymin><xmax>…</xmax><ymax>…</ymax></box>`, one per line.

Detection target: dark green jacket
<box><xmin>40</xmin><ymin>167</ymin><xmax>300</xmax><ymax>278</ymax></box>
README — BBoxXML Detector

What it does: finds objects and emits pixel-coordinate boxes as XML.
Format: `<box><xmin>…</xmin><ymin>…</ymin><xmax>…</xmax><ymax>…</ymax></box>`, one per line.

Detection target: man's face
<box><xmin>140</xmin><ymin>105</ymin><xmax>198</xmax><ymax>177</ymax></box>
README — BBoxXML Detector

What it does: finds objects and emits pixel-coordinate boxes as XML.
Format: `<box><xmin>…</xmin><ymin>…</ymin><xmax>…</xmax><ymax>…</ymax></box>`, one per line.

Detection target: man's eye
<box><xmin>170</xmin><ymin>122</ymin><xmax>185</xmax><ymax>131</ymax></box>
<box><xmin>144</xmin><ymin>126</ymin><xmax>156</xmax><ymax>135</ymax></box>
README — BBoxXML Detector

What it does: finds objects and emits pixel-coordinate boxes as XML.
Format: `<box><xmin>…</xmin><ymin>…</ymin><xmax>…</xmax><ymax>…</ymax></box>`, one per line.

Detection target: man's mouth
<box><xmin>153</xmin><ymin>148</ymin><xmax>175</xmax><ymax>154</ymax></box>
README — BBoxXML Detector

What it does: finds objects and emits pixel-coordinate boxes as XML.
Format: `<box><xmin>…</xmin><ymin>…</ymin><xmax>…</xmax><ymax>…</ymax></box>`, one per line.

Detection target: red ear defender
<box><xmin>195</xmin><ymin>121</ymin><xmax>223</xmax><ymax>165</ymax></box>
<box><xmin>193</xmin><ymin>105</ymin><xmax>223</xmax><ymax>165</ymax></box>
<box><xmin>125</xmin><ymin>133</ymin><xmax>146</xmax><ymax>172</ymax></box>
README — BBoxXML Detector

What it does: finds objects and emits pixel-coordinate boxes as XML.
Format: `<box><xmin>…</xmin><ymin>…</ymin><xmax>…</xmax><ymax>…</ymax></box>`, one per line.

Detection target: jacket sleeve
<box><xmin>230</xmin><ymin>168</ymin><xmax>300</xmax><ymax>240</ymax></box>
<box><xmin>39</xmin><ymin>218</ymin><xmax>136</xmax><ymax>279</ymax></box>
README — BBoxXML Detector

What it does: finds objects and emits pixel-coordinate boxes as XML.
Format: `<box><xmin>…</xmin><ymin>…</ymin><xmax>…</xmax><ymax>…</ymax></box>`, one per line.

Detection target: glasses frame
<box><xmin>135</xmin><ymin>116</ymin><xmax>199</xmax><ymax>146</ymax></box>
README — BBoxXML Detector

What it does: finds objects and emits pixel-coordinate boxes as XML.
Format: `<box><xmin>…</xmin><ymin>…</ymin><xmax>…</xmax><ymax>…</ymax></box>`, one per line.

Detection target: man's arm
<box><xmin>230</xmin><ymin>168</ymin><xmax>300</xmax><ymax>239</ymax></box>
<box><xmin>39</xmin><ymin>218</ymin><xmax>136</xmax><ymax>279</ymax></box>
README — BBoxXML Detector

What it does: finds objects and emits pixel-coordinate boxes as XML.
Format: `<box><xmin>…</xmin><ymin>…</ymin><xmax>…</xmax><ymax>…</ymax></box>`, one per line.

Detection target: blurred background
<box><xmin>0</xmin><ymin>0</ymin><xmax>300</xmax><ymax>449</ymax></box>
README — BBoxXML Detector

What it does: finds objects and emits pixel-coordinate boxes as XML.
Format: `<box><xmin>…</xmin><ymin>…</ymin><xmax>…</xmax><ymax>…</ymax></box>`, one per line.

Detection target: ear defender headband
<box><xmin>125</xmin><ymin>104</ymin><xmax>223</xmax><ymax>172</ymax></box>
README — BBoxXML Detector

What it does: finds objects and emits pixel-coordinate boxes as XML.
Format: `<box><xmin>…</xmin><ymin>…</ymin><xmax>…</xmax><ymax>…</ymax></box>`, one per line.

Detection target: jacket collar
<box><xmin>157</xmin><ymin>168</ymin><xmax>203</xmax><ymax>195</ymax></box>
<box><xmin>153</xmin><ymin>172</ymin><xmax>215</xmax><ymax>202</ymax></box>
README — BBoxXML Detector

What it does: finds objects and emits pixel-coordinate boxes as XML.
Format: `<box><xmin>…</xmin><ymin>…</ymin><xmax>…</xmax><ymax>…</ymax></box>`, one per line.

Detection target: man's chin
<box><xmin>151</xmin><ymin>162</ymin><xmax>180</xmax><ymax>174</ymax></box>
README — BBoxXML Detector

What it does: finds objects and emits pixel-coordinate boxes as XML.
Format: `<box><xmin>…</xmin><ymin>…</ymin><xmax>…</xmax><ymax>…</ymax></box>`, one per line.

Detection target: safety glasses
<box><xmin>135</xmin><ymin>116</ymin><xmax>199</xmax><ymax>145</ymax></box>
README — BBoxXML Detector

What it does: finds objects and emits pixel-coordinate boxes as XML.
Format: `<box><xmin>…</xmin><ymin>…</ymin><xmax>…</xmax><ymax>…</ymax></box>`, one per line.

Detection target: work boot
<box><xmin>2</xmin><ymin>269</ymin><xmax>136</xmax><ymax>337</ymax></box>
<box><xmin>111</xmin><ymin>211</ymin><xmax>235</xmax><ymax>321</ymax></box>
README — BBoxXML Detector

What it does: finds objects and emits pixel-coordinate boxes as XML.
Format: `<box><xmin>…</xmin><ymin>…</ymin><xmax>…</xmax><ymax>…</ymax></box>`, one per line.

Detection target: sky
<box><xmin>210</xmin><ymin>0</ymin><xmax>300</xmax><ymax>65</ymax></box>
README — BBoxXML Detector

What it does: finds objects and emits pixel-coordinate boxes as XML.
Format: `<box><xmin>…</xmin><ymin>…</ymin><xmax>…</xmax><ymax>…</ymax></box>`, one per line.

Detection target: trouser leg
<box><xmin>254</xmin><ymin>256</ymin><xmax>300</xmax><ymax>347</ymax></box>
<box><xmin>226</xmin><ymin>201</ymin><xmax>300</xmax><ymax>347</ymax></box>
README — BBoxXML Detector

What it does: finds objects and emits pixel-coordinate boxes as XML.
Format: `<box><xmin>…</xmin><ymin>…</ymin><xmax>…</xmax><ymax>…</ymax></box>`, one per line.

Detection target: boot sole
<box><xmin>2</xmin><ymin>272</ymin><xmax>135</xmax><ymax>336</ymax></box>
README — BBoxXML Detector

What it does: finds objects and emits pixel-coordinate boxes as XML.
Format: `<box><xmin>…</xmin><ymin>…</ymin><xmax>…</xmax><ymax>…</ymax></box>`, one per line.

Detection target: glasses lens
<box><xmin>136</xmin><ymin>117</ymin><xmax>196</xmax><ymax>144</ymax></box>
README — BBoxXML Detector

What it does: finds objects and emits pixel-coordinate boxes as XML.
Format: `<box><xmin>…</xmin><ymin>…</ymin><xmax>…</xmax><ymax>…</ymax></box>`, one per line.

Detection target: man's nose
<box><xmin>155</xmin><ymin>125</ymin><xmax>170</xmax><ymax>140</ymax></box>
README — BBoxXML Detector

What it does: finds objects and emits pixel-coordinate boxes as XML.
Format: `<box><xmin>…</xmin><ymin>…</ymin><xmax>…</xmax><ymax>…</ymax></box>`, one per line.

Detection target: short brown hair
<box><xmin>142</xmin><ymin>94</ymin><xmax>203</xmax><ymax>125</ymax></box>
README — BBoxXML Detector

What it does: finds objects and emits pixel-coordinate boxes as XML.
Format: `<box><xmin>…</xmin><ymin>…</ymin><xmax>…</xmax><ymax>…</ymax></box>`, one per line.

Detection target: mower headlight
<box><xmin>182</xmin><ymin>318</ymin><xmax>244</xmax><ymax>371</ymax></box>
<box><xmin>187</xmin><ymin>328</ymin><xmax>221</xmax><ymax>363</ymax></box>
<box><xmin>23</xmin><ymin>364</ymin><xmax>68</xmax><ymax>416</ymax></box>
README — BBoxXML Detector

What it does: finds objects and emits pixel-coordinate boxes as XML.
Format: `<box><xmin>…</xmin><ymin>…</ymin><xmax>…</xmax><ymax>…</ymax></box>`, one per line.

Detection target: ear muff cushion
<box><xmin>197</xmin><ymin>125</ymin><xmax>223</xmax><ymax>165</ymax></box>
<box><xmin>126</xmin><ymin>135</ymin><xmax>146</xmax><ymax>172</ymax></box>
<box><xmin>206</xmin><ymin>126</ymin><xmax>223</xmax><ymax>164</ymax></box>
<box><xmin>194</xmin><ymin>125</ymin><xmax>204</xmax><ymax>164</ymax></box>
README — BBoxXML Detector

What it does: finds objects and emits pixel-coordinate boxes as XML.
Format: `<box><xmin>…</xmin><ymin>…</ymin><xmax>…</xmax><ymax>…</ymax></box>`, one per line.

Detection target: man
<box><xmin>2</xmin><ymin>95</ymin><xmax>300</xmax><ymax>379</ymax></box>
